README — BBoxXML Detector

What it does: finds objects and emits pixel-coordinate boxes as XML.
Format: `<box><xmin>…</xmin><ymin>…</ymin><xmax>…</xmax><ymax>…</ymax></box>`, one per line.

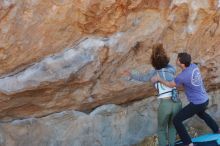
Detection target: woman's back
<box><xmin>155</xmin><ymin>64</ymin><xmax>176</xmax><ymax>98</ymax></box>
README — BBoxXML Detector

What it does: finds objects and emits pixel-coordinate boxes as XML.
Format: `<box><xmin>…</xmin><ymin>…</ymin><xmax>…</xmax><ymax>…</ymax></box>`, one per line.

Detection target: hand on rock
<box><xmin>121</xmin><ymin>70</ymin><xmax>131</xmax><ymax>77</ymax></box>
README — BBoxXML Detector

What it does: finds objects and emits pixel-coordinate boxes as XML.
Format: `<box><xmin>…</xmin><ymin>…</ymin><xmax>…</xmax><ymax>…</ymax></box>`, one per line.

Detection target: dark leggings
<box><xmin>173</xmin><ymin>100</ymin><xmax>219</xmax><ymax>145</ymax></box>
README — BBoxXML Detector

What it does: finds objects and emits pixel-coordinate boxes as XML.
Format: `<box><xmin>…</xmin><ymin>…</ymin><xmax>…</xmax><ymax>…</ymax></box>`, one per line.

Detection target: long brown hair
<box><xmin>151</xmin><ymin>44</ymin><xmax>170</xmax><ymax>70</ymax></box>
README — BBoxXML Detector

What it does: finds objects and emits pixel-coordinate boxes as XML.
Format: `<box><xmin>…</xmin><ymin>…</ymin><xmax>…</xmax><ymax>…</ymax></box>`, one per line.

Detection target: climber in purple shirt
<box><xmin>174</xmin><ymin>63</ymin><xmax>208</xmax><ymax>105</ymax></box>
<box><xmin>152</xmin><ymin>52</ymin><xmax>220</xmax><ymax>146</ymax></box>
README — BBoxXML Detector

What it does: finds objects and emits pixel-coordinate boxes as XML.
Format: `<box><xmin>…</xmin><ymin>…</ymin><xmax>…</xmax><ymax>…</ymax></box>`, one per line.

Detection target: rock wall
<box><xmin>0</xmin><ymin>91</ymin><xmax>219</xmax><ymax>146</ymax></box>
<box><xmin>0</xmin><ymin>98</ymin><xmax>157</xmax><ymax>146</ymax></box>
<box><xmin>0</xmin><ymin>0</ymin><xmax>219</xmax><ymax>145</ymax></box>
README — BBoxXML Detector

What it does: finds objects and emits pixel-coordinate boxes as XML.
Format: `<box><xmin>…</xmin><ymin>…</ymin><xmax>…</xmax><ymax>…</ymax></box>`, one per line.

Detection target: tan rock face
<box><xmin>0</xmin><ymin>0</ymin><xmax>219</xmax><ymax>121</ymax></box>
<box><xmin>0</xmin><ymin>0</ymin><xmax>169</xmax><ymax>76</ymax></box>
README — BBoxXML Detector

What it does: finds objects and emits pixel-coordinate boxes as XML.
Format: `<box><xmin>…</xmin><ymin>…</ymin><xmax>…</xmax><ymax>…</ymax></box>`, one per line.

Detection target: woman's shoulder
<box><xmin>165</xmin><ymin>64</ymin><xmax>176</xmax><ymax>73</ymax></box>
